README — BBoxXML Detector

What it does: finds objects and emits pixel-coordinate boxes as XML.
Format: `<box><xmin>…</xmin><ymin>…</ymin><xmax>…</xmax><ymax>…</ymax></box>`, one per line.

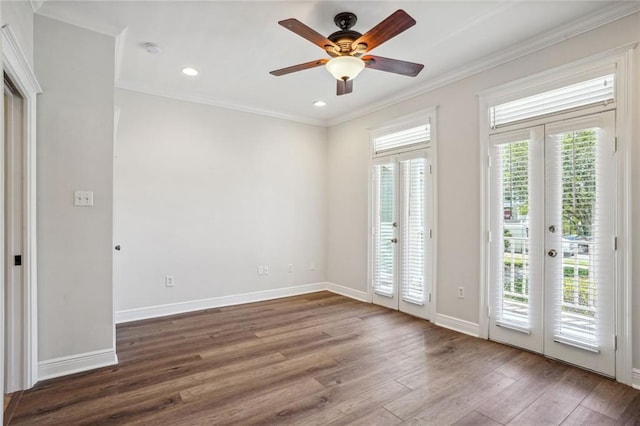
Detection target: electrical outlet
<box><xmin>457</xmin><ymin>286</ymin><xmax>465</xmax><ymax>299</ymax></box>
<box><xmin>288</xmin><ymin>264</ymin><xmax>294</xmax><ymax>273</ymax></box>
<box><xmin>264</xmin><ymin>265</ymin><xmax>270</xmax><ymax>275</ymax></box>
<box><xmin>74</xmin><ymin>190</ymin><xmax>94</xmax><ymax>207</ymax></box>
<box><xmin>165</xmin><ymin>275</ymin><xmax>174</xmax><ymax>287</ymax></box>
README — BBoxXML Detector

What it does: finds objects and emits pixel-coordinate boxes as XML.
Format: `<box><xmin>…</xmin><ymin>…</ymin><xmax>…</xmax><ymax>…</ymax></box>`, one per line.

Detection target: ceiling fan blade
<box><xmin>352</xmin><ymin>10</ymin><xmax>416</xmax><ymax>52</ymax></box>
<box><xmin>270</xmin><ymin>59</ymin><xmax>328</xmax><ymax>76</ymax></box>
<box><xmin>337</xmin><ymin>79</ymin><xmax>353</xmax><ymax>96</ymax></box>
<box><xmin>279</xmin><ymin>19</ymin><xmax>338</xmax><ymax>51</ymax></box>
<box><xmin>362</xmin><ymin>55</ymin><xmax>424</xmax><ymax>77</ymax></box>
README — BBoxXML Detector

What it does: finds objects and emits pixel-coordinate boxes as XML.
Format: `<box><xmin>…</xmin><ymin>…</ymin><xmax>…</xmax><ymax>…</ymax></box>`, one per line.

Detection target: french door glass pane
<box><xmin>548</xmin><ymin>124</ymin><xmax>613</xmax><ymax>348</ymax></box>
<box><xmin>373</xmin><ymin>163</ymin><xmax>395</xmax><ymax>295</ymax></box>
<box><xmin>400</xmin><ymin>158</ymin><xmax>425</xmax><ymax>304</ymax></box>
<box><xmin>493</xmin><ymin>140</ymin><xmax>531</xmax><ymax>327</ymax></box>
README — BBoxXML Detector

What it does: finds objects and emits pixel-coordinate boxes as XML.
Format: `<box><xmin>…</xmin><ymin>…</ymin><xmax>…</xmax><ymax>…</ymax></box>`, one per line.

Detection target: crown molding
<box><xmin>116</xmin><ymin>80</ymin><xmax>327</xmax><ymax>127</ymax></box>
<box><xmin>1</xmin><ymin>25</ymin><xmax>42</xmax><ymax>94</ymax></box>
<box><xmin>28</xmin><ymin>0</ymin><xmax>46</xmax><ymax>14</ymax></box>
<box><xmin>114</xmin><ymin>27</ymin><xmax>128</xmax><ymax>83</ymax></box>
<box><xmin>326</xmin><ymin>2</ymin><xmax>640</xmax><ymax>127</ymax></box>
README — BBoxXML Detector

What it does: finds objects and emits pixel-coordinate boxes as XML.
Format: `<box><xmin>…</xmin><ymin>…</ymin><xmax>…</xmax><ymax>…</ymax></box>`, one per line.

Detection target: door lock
<box><xmin>548</xmin><ymin>249</ymin><xmax>557</xmax><ymax>258</ymax></box>
<box><xmin>390</xmin><ymin>238</ymin><xmax>398</xmax><ymax>243</ymax></box>
<box><xmin>548</xmin><ymin>225</ymin><xmax>557</xmax><ymax>233</ymax></box>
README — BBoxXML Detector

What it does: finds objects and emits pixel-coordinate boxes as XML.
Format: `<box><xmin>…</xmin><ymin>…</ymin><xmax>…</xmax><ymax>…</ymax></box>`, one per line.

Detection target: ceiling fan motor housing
<box><xmin>327</xmin><ymin>12</ymin><xmax>364</xmax><ymax>56</ymax></box>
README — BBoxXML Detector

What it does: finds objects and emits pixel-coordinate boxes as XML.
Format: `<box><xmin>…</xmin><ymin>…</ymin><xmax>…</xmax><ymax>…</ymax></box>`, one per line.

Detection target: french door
<box><xmin>371</xmin><ymin>150</ymin><xmax>432</xmax><ymax>320</ymax></box>
<box><xmin>488</xmin><ymin>110</ymin><xmax>616</xmax><ymax>376</ymax></box>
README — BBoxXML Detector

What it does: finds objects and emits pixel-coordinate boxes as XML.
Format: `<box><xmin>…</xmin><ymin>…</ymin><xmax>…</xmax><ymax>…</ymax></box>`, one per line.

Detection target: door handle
<box><xmin>548</xmin><ymin>249</ymin><xmax>557</xmax><ymax>258</ymax></box>
<box><xmin>548</xmin><ymin>225</ymin><xmax>557</xmax><ymax>233</ymax></box>
<box><xmin>115</xmin><ymin>245</ymin><xmax>121</xmax><ymax>251</ymax></box>
<box><xmin>390</xmin><ymin>238</ymin><xmax>398</xmax><ymax>243</ymax></box>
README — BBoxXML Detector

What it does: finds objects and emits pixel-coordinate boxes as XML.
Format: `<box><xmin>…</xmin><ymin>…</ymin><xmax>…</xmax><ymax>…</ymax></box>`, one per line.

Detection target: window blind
<box><xmin>490</xmin><ymin>74</ymin><xmax>615</xmax><ymax>128</ymax></box>
<box><xmin>491</xmin><ymin>137</ymin><xmax>533</xmax><ymax>328</ymax></box>
<box><xmin>372</xmin><ymin>162</ymin><xmax>395</xmax><ymax>296</ymax></box>
<box><xmin>373</xmin><ymin>124</ymin><xmax>430</xmax><ymax>155</ymax></box>
<box><xmin>400</xmin><ymin>158</ymin><xmax>425</xmax><ymax>305</ymax></box>
<box><xmin>545</xmin><ymin>116</ymin><xmax>615</xmax><ymax>352</ymax></box>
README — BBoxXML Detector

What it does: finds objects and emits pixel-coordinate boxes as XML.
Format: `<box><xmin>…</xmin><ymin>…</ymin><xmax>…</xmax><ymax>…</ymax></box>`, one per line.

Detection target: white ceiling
<box><xmin>37</xmin><ymin>1</ymin><xmax>639</xmax><ymax>126</ymax></box>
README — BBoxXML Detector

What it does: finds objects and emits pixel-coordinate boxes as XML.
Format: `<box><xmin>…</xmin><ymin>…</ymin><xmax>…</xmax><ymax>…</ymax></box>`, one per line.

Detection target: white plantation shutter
<box><xmin>373</xmin><ymin>123</ymin><xmax>430</xmax><ymax>156</ymax></box>
<box><xmin>400</xmin><ymin>158</ymin><xmax>425</xmax><ymax>304</ymax></box>
<box><xmin>490</xmin><ymin>74</ymin><xmax>615</xmax><ymax>129</ymax></box>
<box><xmin>372</xmin><ymin>162</ymin><xmax>395</xmax><ymax>296</ymax></box>
<box><xmin>545</xmin><ymin>114</ymin><xmax>615</xmax><ymax>353</ymax></box>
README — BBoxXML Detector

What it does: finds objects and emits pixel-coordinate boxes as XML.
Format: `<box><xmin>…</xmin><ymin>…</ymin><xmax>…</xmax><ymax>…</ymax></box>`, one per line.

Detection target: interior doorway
<box><xmin>371</xmin><ymin>149</ymin><xmax>433</xmax><ymax>320</ymax></box>
<box><xmin>3</xmin><ymin>74</ymin><xmax>26</xmax><ymax>394</ymax></box>
<box><xmin>488</xmin><ymin>111</ymin><xmax>616</xmax><ymax>377</ymax></box>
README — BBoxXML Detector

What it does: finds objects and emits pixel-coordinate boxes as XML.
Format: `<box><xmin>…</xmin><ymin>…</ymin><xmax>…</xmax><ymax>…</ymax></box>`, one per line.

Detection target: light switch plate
<box><xmin>74</xmin><ymin>190</ymin><xmax>94</xmax><ymax>207</ymax></box>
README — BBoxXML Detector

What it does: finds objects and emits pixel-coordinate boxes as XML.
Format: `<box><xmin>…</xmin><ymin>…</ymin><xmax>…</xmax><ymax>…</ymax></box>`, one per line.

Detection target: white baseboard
<box><xmin>115</xmin><ymin>282</ymin><xmax>327</xmax><ymax>324</ymax></box>
<box><xmin>633</xmin><ymin>368</ymin><xmax>640</xmax><ymax>390</ymax></box>
<box><xmin>435</xmin><ymin>313</ymin><xmax>480</xmax><ymax>337</ymax></box>
<box><xmin>38</xmin><ymin>348</ymin><xmax>118</xmax><ymax>381</ymax></box>
<box><xmin>326</xmin><ymin>282</ymin><xmax>369</xmax><ymax>302</ymax></box>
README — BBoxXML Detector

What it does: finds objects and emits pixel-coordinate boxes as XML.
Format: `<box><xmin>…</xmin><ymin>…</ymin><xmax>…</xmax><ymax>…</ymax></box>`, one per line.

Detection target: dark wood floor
<box><xmin>5</xmin><ymin>291</ymin><xmax>640</xmax><ymax>425</ymax></box>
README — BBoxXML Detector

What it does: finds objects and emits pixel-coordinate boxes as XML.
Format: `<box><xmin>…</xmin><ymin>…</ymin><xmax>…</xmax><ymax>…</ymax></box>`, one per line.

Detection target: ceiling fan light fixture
<box><xmin>325</xmin><ymin>56</ymin><xmax>365</xmax><ymax>81</ymax></box>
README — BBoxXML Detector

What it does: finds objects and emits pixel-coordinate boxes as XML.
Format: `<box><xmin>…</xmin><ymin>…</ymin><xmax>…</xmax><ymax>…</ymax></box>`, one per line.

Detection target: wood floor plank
<box><xmin>396</xmin><ymin>371</ymin><xmax>516</xmax><ymax>424</ymax></box>
<box><xmin>507</xmin><ymin>367</ymin><xmax>603</xmax><ymax>425</ymax></box>
<box><xmin>172</xmin><ymin>377</ymin><xmax>326</xmax><ymax>426</ymax></box>
<box><xmin>561</xmin><ymin>405</ymin><xmax>616</xmax><ymax>426</ymax></box>
<box><xmin>453</xmin><ymin>410</ymin><xmax>503</xmax><ymax>426</ymax></box>
<box><xmin>476</xmin><ymin>356</ymin><xmax>567</xmax><ymax>424</ymax></box>
<box><xmin>7</xmin><ymin>291</ymin><xmax>639</xmax><ymax>425</ymax></box>
<box><xmin>341</xmin><ymin>407</ymin><xmax>404</xmax><ymax>426</ymax></box>
<box><xmin>614</xmin><ymin>391</ymin><xmax>640</xmax><ymax>425</ymax></box>
<box><xmin>580</xmin><ymin>378</ymin><xmax>639</xmax><ymax>420</ymax></box>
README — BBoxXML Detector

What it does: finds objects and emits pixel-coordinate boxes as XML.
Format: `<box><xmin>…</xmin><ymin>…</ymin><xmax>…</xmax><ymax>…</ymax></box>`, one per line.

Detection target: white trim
<box><xmin>613</xmin><ymin>47</ymin><xmax>634</xmax><ymax>387</ymax></box>
<box><xmin>32</xmin><ymin>3</ymin><xmax>640</xmax><ymax>128</ymax></box>
<box><xmin>116</xmin><ymin>83</ymin><xmax>326</xmax><ymax>128</ymax></box>
<box><xmin>113</xmin><ymin>27</ymin><xmax>128</xmax><ymax>83</ymax></box>
<box><xmin>116</xmin><ymin>282</ymin><xmax>326</xmax><ymax>323</ymax></box>
<box><xmin>367</xmin><ymin>108</ymin><xmax>437</xmax><ymax>319</ymax></box>
<box><xmin>429</xmin><ymin>108</ymin><xmax>439</xmax><ymax>322</ymax></box>
<box><xmin>38</xmin><ymin>349</ymin><xmax>118</xmax><ymax>382</ymax></box>
<box><xmin>478</xmin><ymin>92</ymin><xmax>490</xmax><ymax>340</ymax></box>
<box><xmin>633</xmin><ymin>369</ymin><xmax>640</xmax><ymax>390</ymax></box>
<box><xmin>434</xmin><ymin>313</ymin><xmax>480</xmax><ymax>338</ymax></box>
<box><xmin>327</xmin><ymin>3</ymin><xmax>640</xmax><ymax>127</ymax></box>
<box><xmin>2</xmin><ymin>25</ymin><xmax>42</xmax><ymax>391</ymax></box>
<box><xmin>326</xmin><ymin>282</ymin><xmax>369</xmax><ymax>303</ymax></box>
<box><xmin>478</xmin><ymin>43</ymin><xmax>637</xmax><ymax>106</ymax></box>
<box><xmin>1</xmin><ymin>26</ymin><xmax>42</xmax><ymax>95</ymax></box>
<box><xmin>28</xmin><ymin>0</ymin><xmax>46</xmax><ymax>14</ymax></box>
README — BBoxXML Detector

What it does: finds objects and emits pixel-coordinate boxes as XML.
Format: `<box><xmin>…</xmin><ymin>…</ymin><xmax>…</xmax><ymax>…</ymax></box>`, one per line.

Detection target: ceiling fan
<box><xmin>269</xmin><ymin>10</ymin><xmax>424</xmax><ymax>96</ymax></box>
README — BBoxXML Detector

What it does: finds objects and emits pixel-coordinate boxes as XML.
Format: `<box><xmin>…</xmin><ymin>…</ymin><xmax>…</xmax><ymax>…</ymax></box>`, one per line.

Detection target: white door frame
<box><xmin>2</xmin><ymin>24</ymin><xmax>42</xmax><ymax>391</ymax></box>
<box><xmin>367</xmin><ymin>107</ymin><xmax>438</xmax><ymax>320</ymax></box>
<box><xmin>478</xmin><ymin>46</ymin><xmax>635</xmax><ymax>385</ymax></box>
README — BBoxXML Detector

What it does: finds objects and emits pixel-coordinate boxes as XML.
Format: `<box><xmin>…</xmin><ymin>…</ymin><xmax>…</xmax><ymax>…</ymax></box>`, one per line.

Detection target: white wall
<box><xmin>35</xmin><ymin>15</ymin><xmax>115</xmax><ymax>360</ymax></box>
<box><xmin>1</xmin><ymin>1</ymin><xmax>34</xmax><ymax>69</ymax></box>
<box><xmin>114</xmin><ymin>89</ymin><xmax>327</xmax><ymax>313</ymax></box>
<box><xmin>327</xmin><ymin>13</ymin><xmax>640</xmax><ymax>368</ymax></box>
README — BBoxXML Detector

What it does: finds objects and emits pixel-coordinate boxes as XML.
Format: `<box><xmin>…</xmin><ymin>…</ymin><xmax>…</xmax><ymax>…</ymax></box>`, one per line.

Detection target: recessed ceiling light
<box><xmin>313</xmin><ymin>100</ymin><xmax>327</xmax><ymax>107</ymax></box>
<box><xmin>182</xmin><ymin>67</ymin><xmax>199</xmax><ymax>76</ymax></box>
